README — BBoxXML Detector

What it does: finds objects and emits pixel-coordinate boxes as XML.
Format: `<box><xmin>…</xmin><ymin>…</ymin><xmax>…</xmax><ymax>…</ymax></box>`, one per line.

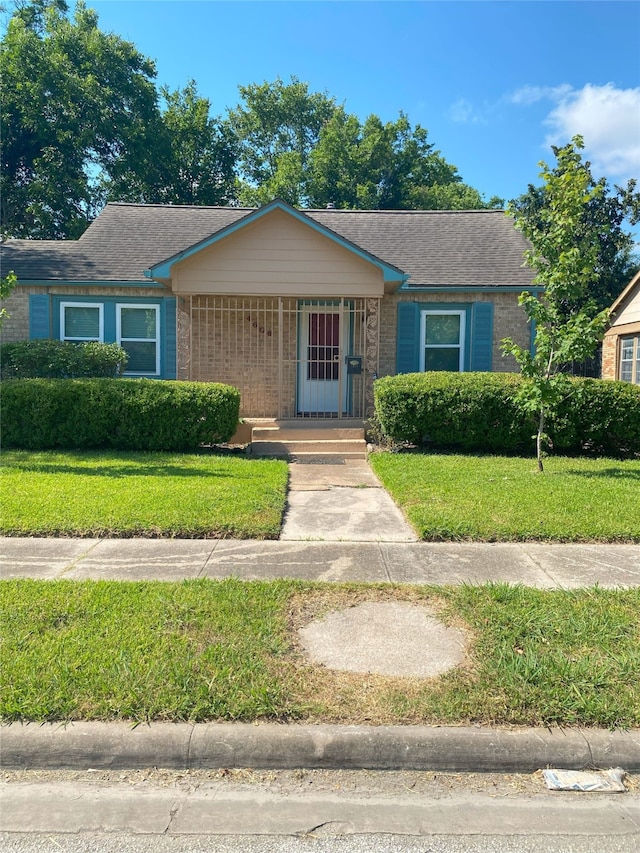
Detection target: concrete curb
<box><xmin>2</xmin><ymin>722</ymin><xmax>639</xmax><ymax>773</ymax></box>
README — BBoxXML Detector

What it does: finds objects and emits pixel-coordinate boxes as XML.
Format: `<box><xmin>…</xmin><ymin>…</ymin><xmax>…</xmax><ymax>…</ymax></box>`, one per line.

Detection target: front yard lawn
<box><xmin>1</xmin><ymin>580</ymin><xmax>638</xmax><ymax>728</ymax></box>
<box><xmin>0</xmin><ymin>450</ymin><xmax>288</xmax><ymax>539</ymax></box>
<box><xmin>369</xmin><ymin>452</ymin><xmax>640</xmax><ymax>542</ymax></box>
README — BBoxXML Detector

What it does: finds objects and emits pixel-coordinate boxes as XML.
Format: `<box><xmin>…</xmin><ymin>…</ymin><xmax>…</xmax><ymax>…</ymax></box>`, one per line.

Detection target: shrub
<box><xmin>0</xmin><ymin>339</ymin><xmax>127</xmax><ymax>379</ymax></box>
<box><xmin>374</xmin><ymin>372</ymin><xmax>534</xmax><ymax>453</ymax></box>
<box><xmin>552</xmin><ymin>379</ymin><xmax>640</xmax><ymax>457</ymax></box>
<box><xmin>1</xmin><ymin>379</ymin><xmax>240</xmax><ymax>451</ymax></box>
<box><xmin>373</xmin><ymin>372</ymin><xmax>640</xmax><ymax>457</ymax></box>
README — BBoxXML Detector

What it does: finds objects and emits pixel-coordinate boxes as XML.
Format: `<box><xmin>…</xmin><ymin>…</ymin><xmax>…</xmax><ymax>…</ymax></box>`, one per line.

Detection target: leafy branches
<box><xmin>502</xmin><ymin>137</ymin><xmax>614</xmax><ymax>471</ymax></box>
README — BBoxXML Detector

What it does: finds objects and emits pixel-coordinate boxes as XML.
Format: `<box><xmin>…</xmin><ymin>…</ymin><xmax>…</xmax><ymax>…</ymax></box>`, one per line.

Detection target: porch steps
<box><xmin>246</xmin><ymin>421</ymin><xmax>368</xmax><ymax>458</ymax></box>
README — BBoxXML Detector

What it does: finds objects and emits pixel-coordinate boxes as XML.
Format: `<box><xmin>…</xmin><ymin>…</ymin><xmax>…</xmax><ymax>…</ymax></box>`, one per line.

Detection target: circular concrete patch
<box><xmin>298</xmin><ymin>601</ymin><xmax>468</xmax><ymax>678</ymax></box>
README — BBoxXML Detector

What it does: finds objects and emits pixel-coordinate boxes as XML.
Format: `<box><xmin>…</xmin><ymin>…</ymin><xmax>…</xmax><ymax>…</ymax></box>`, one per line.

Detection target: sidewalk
<box><xmin>2</xmin><ymin>457</ymin><xmax>639</xmax><ymax>774</ymax></box>
<box><xmin>2</xmin><ymin>536</ymin><xmax>640</xmax><ymax>587</ymax></box>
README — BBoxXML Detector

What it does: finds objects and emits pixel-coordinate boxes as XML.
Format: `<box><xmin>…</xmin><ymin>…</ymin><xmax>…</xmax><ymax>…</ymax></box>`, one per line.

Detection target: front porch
<box><xmin>178</xmin><ymin>296</ymin><xmax>380</xmax><ymax>420</ymax></box>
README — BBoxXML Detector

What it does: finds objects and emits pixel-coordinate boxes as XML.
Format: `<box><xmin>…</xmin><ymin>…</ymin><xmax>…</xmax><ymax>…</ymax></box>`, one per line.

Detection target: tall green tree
<box><xmin>226</xmin><ymin>76</ymin><xmax>500</xmax><ymax>210</ymax></box>
<box><xmin>510</xmin><ymin>151</ymin><xmax>639</xmax><ymax>311</ymax></box>
<box><xmin>307</xmin><ymin>109</ymin><xmax>501</xmax><ymax>210</ymax></box>
<box><xmin>502</xmin><ymin>137</ymin><xmax>616</xmax><ymax>472</ymax></box>
<box><xmin>225</xmin><ymin>76</ymin><xmax>338</xmax><ymax>206</ymax></box>
<box><xmin>105</xmin><ymin>81</ymin><xmax>237</xmax><ymax>207</ymax></box>
<box><xmin>1</xmin><ymin>0</ymin><xmax>160</xmax><ymax>238</ymax></box>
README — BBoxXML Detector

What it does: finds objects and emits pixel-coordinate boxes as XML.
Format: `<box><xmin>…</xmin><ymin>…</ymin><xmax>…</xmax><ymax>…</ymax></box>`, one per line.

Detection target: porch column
<box><xmin>365</xmin><ymin>297</ymin><xmax>380</xmax><ymax>417</ymax></box>
<box><xmin>176</xmin><ymin>295</ymin><xmax>192</xmax><ymax>380</ymax></box>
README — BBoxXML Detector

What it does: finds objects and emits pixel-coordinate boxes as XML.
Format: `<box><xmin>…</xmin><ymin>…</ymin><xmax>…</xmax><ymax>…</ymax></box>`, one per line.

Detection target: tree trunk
<box><xmin>536</xmin><ymin>408</ymin><xmax>545</xmax><ymax>473</ymax></box>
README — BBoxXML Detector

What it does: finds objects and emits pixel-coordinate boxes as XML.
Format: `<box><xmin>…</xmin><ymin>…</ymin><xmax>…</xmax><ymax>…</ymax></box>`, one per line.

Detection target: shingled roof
<box><xmin>1</xmin><ymin>202</ymin><xmax>535</xmax><ymax>289</ymax></box>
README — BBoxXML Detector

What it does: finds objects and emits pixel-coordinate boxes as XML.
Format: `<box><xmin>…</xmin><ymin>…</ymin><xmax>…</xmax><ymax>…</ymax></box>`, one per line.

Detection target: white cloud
<box><xmin>509</xmin><ymin>82</ymin><xmax>640</xmax><ymax>182</ymax></box>
<box><xmin>508</xmin><ymin>84</ymin><xmax>573</xmax><ymax>106</ymax></box>
<box><xmin>448</xmin><ymin>97</ymin><xmax>487</xmax><ymax>125</ymax></box>
<box><xmin>544</xmin><ymin>84</ymin><xmax>640</xmax><ymax>182</ymax></box>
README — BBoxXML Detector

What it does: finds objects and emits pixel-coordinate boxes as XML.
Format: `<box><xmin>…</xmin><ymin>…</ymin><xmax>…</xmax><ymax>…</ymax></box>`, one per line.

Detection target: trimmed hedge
<box><xmin>552</xmin><ymin>378</ymin><xmax>640</xmax><ymax>457</ymax></box>
<box><xmin>0</xmin><ymin>339</ymin><xmax>128</xmax><ymax>379</ymax></box>
<box><xmin>374</xmin><ymin>372</ymin><xmax>640</xmax><ymax>457</ymax></box>
<box><xmin>1</xmin><ymin>379</ymin><xmax>240</xmax><ymax>452</ymax></box>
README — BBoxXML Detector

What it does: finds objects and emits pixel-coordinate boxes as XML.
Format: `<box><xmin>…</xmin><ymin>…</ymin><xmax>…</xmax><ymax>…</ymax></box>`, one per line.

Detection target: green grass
<box><xmin>1</xmin><ymin>580</ymin><xmax>638</xmax><ymax>728</ymax></box>
<box><xmin>0</xmin><ymin>450</ymin><xmax>289</xmax><ymax>538</ymax></box>
<box><xmin>369</xmin><ymin>452</ymin><xmax>640</xmax><ymax>542</ymax></box>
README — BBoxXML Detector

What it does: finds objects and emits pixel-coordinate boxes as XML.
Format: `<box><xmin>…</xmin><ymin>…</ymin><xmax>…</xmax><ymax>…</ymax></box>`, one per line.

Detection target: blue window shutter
<box><xmin>396</xmin><ymin>302</ymin><xmax>420</xmax><ymax>373</ymax></box>
<box><xmin>470</xmin><ymin>302</ymin><xmax>494</xmax><ymax>371</ymax></box>
<box><xmin>163</xmin><ymin>298</ymin><xmax>177</xmax><ymax>379</ymax></box>
<box><xmin>29</xmin><ymin>294</ymin><xmax>51</xmax><ymax>339</ymax></box>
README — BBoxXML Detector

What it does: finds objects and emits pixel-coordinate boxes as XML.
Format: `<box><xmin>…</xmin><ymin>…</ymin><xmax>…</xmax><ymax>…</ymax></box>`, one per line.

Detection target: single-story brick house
<box><xmin>0</xmin><ymin>199</ymin><xmax>538</xmax><ymax>420</ymax></box>
<box><xmin>601</xmin><ymin>270</ymin><xmax>640</xmax><ymax>385</ymax></box>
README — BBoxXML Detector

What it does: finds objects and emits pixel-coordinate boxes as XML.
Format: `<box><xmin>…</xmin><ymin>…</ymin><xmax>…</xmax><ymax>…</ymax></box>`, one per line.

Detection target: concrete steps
<box><xmin>246</xmin><ymin>420</ymin><xmax>367</xmax><ymax>458</ymax></box>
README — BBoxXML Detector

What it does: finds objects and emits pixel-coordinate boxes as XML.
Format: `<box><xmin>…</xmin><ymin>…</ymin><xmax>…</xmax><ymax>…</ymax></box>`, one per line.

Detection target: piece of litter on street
<box><xmin>542</xmin><ymin>768</ymin><xmax>626</xmax><ymax>792</ymax></box>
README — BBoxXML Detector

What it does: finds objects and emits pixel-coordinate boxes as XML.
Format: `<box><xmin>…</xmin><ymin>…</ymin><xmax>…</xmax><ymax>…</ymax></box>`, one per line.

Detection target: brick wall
<box><xmin>0</xmin><ymin>290</ymin><xmax>29</xmax><ymax>343</ymax></box>
<box><xmin>601</xmin><ymin>333</ymin><xmax>617</xmax><ymax>380</ymax></box>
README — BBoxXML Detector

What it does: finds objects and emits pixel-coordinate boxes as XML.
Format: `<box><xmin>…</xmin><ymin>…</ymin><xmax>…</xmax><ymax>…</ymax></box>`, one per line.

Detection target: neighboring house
<box><xmin>0</xmin><ymin>199</ymin><xmax>537</xmax><ymax>420</ymax></box>
<box><xmin>602</xmin><ymin>270</ymin><xmax>640</xmax><ymax>385</ymax></box>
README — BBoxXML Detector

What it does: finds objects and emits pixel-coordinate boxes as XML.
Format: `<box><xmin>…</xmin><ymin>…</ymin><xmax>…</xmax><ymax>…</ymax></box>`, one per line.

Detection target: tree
<box><xmin>225</xmin><ymin>76</ymin><xmax>338</xmax><ymax>206</ymax></box>
<box><xmin>502</xmin><ymin>137</ymin><xmax>615</xmax><ymax>472</ymax></box>
<box><xmin>510</xmin><ymin>149</ymin><xmax>640</xmax><ymax>311</ymax></box>
<box><xmin>307</xmin><ymin>109</ymin><xmax>502</xmax><ymax>210</ymax></box>
<box><xmin>1</xmin><ymin>0</ymin><xmax>160</xmax><ymax>238</ymax></box>
<box><xmin>105</xmin><ymin>81</ymin><xmax>237</xmax><ymax>207</ymax></box>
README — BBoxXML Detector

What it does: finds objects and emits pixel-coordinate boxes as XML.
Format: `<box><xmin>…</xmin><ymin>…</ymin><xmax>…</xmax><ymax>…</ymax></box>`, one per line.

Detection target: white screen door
<box><xmin>297</xmin><ymin>307</ymin><xmax>349</xmax><ymax>414</ymax></box>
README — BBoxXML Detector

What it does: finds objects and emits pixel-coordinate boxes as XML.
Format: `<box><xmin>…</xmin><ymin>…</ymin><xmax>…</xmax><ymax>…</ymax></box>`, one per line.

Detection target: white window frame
<box><xmin>60</xmin><ymin>302</ymin><xmax>104</xmax><ymax>342</ymax></box>
<box><xmin>419</xmin><ymin>309</ymin><xmax>466</xmax><ymax>372</ymax></box>
<box><xmin>619</xmin><ymin>335</ymin><xmax>640</xmax><ymax>384</ymax></box>
<box><xmin>116</xmin><ymin>303</ymin><xmax>160</xmax><ymax>376</ymax></box>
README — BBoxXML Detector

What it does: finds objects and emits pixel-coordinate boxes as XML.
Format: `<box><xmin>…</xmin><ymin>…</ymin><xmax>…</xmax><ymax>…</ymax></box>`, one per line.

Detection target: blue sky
<box><xmin>90</xmin><ymin>1</ymin><xmax>639</xmax><ymax>205</ymax></box>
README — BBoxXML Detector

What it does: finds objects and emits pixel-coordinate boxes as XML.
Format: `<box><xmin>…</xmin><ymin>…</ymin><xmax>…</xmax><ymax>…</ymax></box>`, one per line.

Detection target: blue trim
<box><xmin>398</xmin><ymin>284</ymin><xmax>544</xmax><ymax>293</ymax></box>
<box><xmin>148</xmin><ymin>199</ymin><xmax>409</xmax><ymax>284</ymax></box>
<box><xmin>17</xmin><ymin>280</ymin><xmax>166</xmax><ymax>289</ymax></box>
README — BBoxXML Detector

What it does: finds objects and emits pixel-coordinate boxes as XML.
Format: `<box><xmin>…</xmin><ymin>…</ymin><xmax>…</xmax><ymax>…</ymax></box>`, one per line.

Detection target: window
<box><xmin>420</xmin><ymin>310</ymin><xmax>465</xmax><ymax>372</ymax></box>
<box><xmin>60</xmin><ymin>302</ymin><xmax>103</xmax><ymax>342</ymax></box>
<box><xmin>117</xmin><ymin>304</ymin><xmax>160</xmax><ymax>375</ymax></box>
<box><xmin>620</xmin><ymin>336</ymin><xmax>640</xmax><ymax>384</ymax></box>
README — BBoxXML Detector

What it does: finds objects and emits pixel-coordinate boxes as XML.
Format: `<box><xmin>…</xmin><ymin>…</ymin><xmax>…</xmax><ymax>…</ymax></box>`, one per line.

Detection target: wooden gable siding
<box><xmin>170</xmin><ymin>208</ymin><xmax>385</xmax><ymax>297</ymax></box>
<box><xmin>610</xmin><ymin>286</ymin><xmax>640</xmax><ymax>329</ymax></box>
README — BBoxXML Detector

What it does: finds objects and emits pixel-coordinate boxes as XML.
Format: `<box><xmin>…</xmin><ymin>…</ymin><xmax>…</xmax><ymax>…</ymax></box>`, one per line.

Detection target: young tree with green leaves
<box><xmin>510</xmin><ymin>147</ymin><xmax>639</xmax><ymax>311</ymax></box>
<box><xmin>502</xmin><ymin>137</ymin><xmax>616</xmax><ymax>472</ymax></box>
<box><xmin>0</xmin><ymin>272</ymin><xmax>18</xmax><ymax>329</ymax></box>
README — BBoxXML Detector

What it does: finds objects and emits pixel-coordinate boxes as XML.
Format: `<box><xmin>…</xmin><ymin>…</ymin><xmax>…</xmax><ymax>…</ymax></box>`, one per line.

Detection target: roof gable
<box><xmin>146</xmin><ymin>199</ymin><xmax>408</xmax><ymax>284</ymax></box>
